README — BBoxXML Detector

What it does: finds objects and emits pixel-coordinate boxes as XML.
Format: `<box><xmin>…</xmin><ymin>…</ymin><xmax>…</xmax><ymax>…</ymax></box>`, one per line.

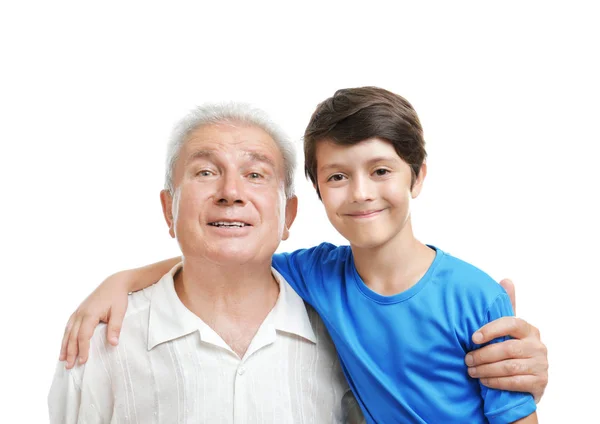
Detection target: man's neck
<box><xmin>351</xmin><ymin>222</ymin><xmax>436</xmax><ymax>296</ymax></box>
<box><xmin>174</xmin><ymin>257</ymin><xmax>279</xmax><ymax>358</ymax></box>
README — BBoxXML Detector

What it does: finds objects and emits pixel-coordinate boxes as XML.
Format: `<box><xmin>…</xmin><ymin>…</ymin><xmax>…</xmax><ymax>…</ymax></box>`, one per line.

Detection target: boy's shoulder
<box><xmin>277</xmin><ymin>242</ymin><xmax>351</xmax><ymax>265</ymax></box>
<box><xmin>313</xmin><ymin>242</ymin><xmax>351</xmax><ymax>261</ymax></box>
<box><xmin>433</xmin><ymin>247</ymin><xmax>507</xmax><ymax>302</ymax></box>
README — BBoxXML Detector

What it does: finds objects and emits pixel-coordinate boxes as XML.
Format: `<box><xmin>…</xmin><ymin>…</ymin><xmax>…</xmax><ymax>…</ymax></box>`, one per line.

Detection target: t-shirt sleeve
<box><xmin>272</xmin><ymin>244</ymin><xmax>333</xmax><ymax>306</ymax></box>
<box><xmin>479</xmin><ymin>293</ymin><xmax>537</xmax><ymax>424</ymax></box>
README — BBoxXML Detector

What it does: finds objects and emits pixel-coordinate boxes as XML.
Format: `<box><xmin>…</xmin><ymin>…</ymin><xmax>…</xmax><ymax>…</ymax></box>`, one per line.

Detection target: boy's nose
<box><xmin>351</xmin><ymin>176</ymin><xmax>375</xmax><ymax>203</ymax></box>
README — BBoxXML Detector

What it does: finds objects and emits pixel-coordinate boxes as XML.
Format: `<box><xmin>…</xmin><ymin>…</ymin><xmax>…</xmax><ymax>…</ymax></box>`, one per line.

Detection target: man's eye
<box><xmin>248</xmin><ymin>172</ymin><xmax>262</xmax><ymax>179</ymax></box>
<box><xmin>374</xmin><ymin>168</ymin><xmax>390</xmax><ymax>176</ymax></box>
<box><xmin>328</xmin><ymin>174</ymin><xmax>345</xmax><ymax>182</ymax></box>
<box><xmin>196</xmin><ymin>170</ymin><xmax>212</xmax><ymax>177</ymax></box>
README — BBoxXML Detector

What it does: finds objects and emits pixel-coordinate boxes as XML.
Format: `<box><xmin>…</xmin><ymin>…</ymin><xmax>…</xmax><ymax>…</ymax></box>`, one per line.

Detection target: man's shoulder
<box><xmin>124</xmin><ymin>284</ymin><xmax>156</xmax><ymax>318</ymax></box>
<box><xmin>89</xmin><ymin>283</ymin><xmax>156</xmax><ymax>348</ymax></box>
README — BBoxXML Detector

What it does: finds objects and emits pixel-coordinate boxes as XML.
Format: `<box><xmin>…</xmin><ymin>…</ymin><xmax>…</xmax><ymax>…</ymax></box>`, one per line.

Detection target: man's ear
<box><xmin>411</xmin><ymin>162</ymin><xmax>427</xmax><ymax>199</ymax></box>
<box><xmin>160</xmin><ymin>189</ymin><xmax>176</xmax><ymax>238</ymax></box>
<box><xmin>282</xmin><ymin>195</ymin><xmax>298</xmax><ymax>241</ymax></box>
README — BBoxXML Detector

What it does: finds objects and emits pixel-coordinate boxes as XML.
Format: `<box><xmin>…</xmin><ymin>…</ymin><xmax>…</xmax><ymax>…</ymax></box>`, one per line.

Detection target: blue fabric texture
<box><xmin>272</xmin><ymin>243</ymin><xmax>536</xmax><ymax>424</ymax></box>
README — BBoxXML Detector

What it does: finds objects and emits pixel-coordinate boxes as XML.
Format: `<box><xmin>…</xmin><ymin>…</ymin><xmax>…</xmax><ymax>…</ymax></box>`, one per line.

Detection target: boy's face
<box><xmin>315</xmin><ymin>138</ymin><xmax>425</xmax><ymax>249</ymax></box>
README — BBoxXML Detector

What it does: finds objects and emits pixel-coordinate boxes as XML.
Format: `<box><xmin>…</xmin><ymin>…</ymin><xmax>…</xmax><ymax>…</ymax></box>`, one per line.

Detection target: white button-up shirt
<box><xmin>49</xmin><ymin>264</ymin><xmax>362</xmax><ymax>423</ymax></box>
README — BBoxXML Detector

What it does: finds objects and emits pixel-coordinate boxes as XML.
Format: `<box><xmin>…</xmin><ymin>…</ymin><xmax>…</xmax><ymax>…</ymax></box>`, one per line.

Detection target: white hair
<box><xmin>165</xmin><ymin>102</ymin><xmax>296</xmax><ymax>199</ymax></box>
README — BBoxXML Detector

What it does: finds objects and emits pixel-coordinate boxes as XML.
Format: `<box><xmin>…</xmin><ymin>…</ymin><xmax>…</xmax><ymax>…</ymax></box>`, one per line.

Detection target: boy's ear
<box><xmin>160</xmin><ymin>189</ymin><xmax>176</xmax><ymax>238</ymax></box>
<box><xmin>282</xmin><ymin>195</ymin><xmax>298</xmax><ymax>241</ymax></box>
<box><xmin>411</xmin><ymin>162</ymin><xmax>427</xmax><ymax>199</ymax></box>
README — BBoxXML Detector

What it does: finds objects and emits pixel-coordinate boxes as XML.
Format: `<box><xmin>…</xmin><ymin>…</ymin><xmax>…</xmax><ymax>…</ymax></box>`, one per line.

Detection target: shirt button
<box><xmin>238</xmin><ymin>366</ymin><xmax>246</xmax><ymax>375</ymax></box>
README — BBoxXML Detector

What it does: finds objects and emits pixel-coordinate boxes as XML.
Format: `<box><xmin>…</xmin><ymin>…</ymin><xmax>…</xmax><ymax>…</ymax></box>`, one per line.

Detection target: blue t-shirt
<box><xmin>272</xmin><ymin>243</ymin><xmax>536</xmax><ymax>424</ymax></box>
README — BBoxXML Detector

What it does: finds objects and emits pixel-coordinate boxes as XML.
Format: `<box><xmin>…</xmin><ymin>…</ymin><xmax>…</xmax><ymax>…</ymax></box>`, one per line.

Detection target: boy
<box><xmin>60</xmin><ymin>87</ymin><xmax>539</xmax><ymax>422</ymax></box>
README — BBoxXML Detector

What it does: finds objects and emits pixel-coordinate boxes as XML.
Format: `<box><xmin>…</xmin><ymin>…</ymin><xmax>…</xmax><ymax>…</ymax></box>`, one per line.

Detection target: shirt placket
<box><xmin>233</xmin><ymin>360</ymin><xmax>249</xmax><ymax>424</ymax></box>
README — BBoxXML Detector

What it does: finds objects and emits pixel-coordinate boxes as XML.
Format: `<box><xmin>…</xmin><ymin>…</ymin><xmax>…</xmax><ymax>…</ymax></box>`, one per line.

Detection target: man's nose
<box><xmin>216</xmin><ymin>172</ymin><xmax>245</xmax><ymax>205</ymax></box>
<box><xmin>351</xmin><ymin>175</ymin><xmax>375</xmax><ymax>203</ymax></box>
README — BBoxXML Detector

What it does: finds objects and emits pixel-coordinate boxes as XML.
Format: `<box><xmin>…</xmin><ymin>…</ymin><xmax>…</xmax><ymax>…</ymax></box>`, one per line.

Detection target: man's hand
<box><xmin>58</xmin><ymin>271</ymin><xmax>131</xmax><ymax>369</ymax></box>
<box><xmin>465</xmin><ymin>279</ymin><xmax>548</xmax><ymax>403</ymax></box>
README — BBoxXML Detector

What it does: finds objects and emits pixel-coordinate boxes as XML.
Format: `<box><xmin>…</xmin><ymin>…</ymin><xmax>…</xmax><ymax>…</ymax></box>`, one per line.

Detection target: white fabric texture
<box><xmin>49</xmin><ymin>264</ymin><xmax>361</xmax><ymax>424</ymax></box>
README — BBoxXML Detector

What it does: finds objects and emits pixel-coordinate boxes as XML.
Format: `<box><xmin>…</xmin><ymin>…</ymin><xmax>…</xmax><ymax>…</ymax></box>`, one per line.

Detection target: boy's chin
<box><xmin>345</xmin><ymin>235</ymin><xmax>388</xmax><ymax>250</ymax></box>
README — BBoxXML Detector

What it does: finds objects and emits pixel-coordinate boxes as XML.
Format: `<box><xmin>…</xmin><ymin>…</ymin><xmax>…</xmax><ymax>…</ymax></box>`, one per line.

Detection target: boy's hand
<box><xmin>465</xmin><ymin>279</ymin><xmax>549</xmax><ymax>403</ymax></box>
<box><xmin>59</xmin><ymin>271</ymin><xmax>131</xmax><ymax>369</ymax></box>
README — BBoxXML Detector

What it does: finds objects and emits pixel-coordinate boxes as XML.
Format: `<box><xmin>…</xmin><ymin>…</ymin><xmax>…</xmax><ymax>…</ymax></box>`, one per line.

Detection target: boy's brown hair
<box><xmin>303</xmin><ymin>86</ymin><xmax>427</xmax><ymax>198</ymax></box>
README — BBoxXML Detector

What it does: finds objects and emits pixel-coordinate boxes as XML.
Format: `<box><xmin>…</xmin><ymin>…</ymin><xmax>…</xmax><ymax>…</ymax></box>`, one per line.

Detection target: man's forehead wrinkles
<box><xmin>184</xmin><ymin>147</ymin><xmax>278</xmax><ymax>168</ymax></box>
<box><xmin>182</xmin><ymin>125</ymin><xmax>283</xmax><ymax>171</ymax></box>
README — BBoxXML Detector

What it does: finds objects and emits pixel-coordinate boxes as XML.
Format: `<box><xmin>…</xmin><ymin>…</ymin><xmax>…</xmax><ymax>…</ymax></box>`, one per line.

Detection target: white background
<box><xmin>1</xmin><ymin>1</ymin><xmax>598</xmax><ymax>422</ymax></box>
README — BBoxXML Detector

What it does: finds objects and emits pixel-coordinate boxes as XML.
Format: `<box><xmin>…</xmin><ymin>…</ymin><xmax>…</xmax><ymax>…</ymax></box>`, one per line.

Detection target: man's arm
<box><xmin>466</xmin><ymin>280</ymin><xmax>549</xmax><ymax>403</ymax></box>
<box><xmin>50</xmin><ymin>338</ymin><xmax>113</xmax><ymax>423</ymax></box>
<box><xmin>48</xmin><ymin>363</ymin><xmax>84</xmax><ymax>423</ymax></box>
<box><xmin>59</xmin><ymin>256</ymin><xmax>180</xmax><ymax>368</ymax></box>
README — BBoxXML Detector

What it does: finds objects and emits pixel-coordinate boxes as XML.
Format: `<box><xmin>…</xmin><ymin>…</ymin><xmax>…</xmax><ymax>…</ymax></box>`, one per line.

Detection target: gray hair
<box><xmin>165</xmin><ymin>102</ymin><xmax>297</xmax><ymax>199</ymax></box>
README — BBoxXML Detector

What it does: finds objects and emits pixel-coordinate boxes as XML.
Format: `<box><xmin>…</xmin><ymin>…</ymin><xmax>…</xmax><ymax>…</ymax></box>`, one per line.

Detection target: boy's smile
<box><xmin>344</xmin><ymin>209</ymin><xmax>385</xmax><ymax>219</ymax></box>
<box><xmin>316</xmin><ymin>138</ymin><xmax>426</xmax><ymax>250</ymax></box>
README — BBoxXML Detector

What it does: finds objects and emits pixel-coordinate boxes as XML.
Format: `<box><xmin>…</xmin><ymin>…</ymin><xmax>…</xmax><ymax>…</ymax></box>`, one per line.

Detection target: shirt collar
<box><xmin>270</xmin><ymin>268</ymin><xmax>317</xmax><ymax>344</ymax></box>
<box><xmin>147</xmin><ymin>263</ymin><xmax>203</xmax><ymax>350</ymax></box>
<box><xmin>147</xmin><ymin>263</ymin><xmax>316</xmax><ymax>351</ymax></box>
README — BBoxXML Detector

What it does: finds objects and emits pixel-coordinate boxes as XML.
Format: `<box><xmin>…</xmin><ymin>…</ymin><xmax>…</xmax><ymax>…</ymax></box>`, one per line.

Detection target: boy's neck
<box><xmin>351</xmin><ymin>227</ymin><xmax>436</xmax><ymax>296</ymax></box>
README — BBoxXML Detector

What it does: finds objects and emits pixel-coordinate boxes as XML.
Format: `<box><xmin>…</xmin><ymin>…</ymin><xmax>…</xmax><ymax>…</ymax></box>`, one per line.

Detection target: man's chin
<box><xmin>200</xmin><ymin>246</ymin><xmax>271</xmax><ymax>267</ymax></box>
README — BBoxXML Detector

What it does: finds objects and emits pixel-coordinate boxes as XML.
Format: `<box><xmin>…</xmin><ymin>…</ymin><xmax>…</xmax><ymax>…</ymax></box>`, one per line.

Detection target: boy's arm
<box><xmin>466</xmin><ymin>280</ymin><xmax>548</xmax><ymax>403</ymax></box>
<box><xmin>477</xmin><ymin>292</ymin><xmax>537</xmax><ymax>424</ymax></box>
<box><xmin>59</xmin><ymin>256</ymin><xmax>181</xmax><ymax>369</ymax></box>
<box><xmin>513</xmin><ymin>411</ymin><xmax>538</xmax><ymax>423</ymax></box>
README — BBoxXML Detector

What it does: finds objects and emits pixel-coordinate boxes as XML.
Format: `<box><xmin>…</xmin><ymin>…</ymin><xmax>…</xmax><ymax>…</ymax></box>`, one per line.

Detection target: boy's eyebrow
<box><xmin>319</xmin><ymin>156</ymin><xmax>399</xmax><ymax>172</ymax></box>
<box><xmin>364</xmin><ymin>156</ymin><xmax>399</xmax><ymax>166</ymax></box>
<box><xmin>318</xmin><ymin>163</ymin><xmax>344</xmax><ymax>173</ymax></box>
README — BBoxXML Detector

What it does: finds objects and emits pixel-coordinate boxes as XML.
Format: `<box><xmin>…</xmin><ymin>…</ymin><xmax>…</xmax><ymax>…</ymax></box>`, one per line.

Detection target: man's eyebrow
<box><xmin>243</xmin><ymin>151</ymin><xmax>276</xmax><ymax>169</ymax></box>
<box><xmin>185</xmin><ymin>150</ymin><xmax>214</xmax><ymax>166</ymax></box>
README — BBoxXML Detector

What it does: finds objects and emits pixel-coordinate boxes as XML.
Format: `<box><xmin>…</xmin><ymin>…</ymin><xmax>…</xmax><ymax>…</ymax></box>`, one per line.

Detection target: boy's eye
<box><xmin>328</xmin><ymin>174</ymin><xmax>346</xmax><ymax>182</ymax></box>
<box><xmin>374</xmin><ymin>168</ymin><xmax>390</xmax><ymax>176</ymax></box>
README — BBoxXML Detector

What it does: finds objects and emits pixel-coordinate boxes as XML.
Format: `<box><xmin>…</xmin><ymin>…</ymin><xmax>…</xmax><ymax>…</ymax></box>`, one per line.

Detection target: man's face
<box><xmin>316</xmin><ymin>138</ymin><xmax>425</xmax><ymax>250</ymax></box>
<box><xmin>161</xmin><ymin>123</ymin><xmax>297</xmax><ymax>265</ymax></box>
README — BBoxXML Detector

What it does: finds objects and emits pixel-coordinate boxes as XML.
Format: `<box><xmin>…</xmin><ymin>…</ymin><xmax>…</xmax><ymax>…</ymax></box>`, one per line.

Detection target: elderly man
<box><xmin>52</xmin><ymin>100</ymin><xmax>549</xmax><ymax>423</ymax></box>
<box><xmin>49</xmin><ymin>103</ymin><xmax>362</xmax><ymax>423</ymax></box>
